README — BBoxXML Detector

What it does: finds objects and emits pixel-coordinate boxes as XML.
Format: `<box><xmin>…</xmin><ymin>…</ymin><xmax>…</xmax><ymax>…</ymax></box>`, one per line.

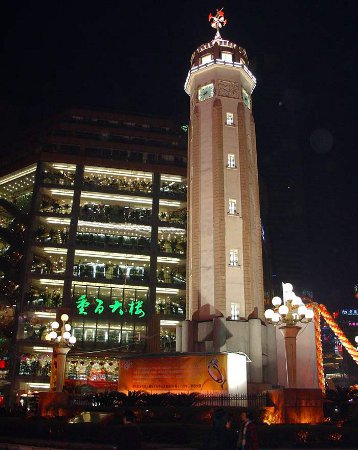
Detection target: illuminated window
<box><xmin>221</xmin><ymin>52</ymin><xmax>233</xmax><ymax>62</ymax></box>
<box><xmin>201</xmin><ymin>54</ymin><xmax>212</xmax><ymax>64</ymax></box>
<box><xmin>242</xmin><ymin>88</ymin><xmax>251</xmax><ymax>109</ymax></box>
<box><xmin>227</xmin><ymin>154</ymin><xmax>236</xmax><ymax>168</ymax></box>
<box><xmin>228</xmin><ymin>199</ymin><xmax>237</xmax><ymax>215</ymax></box>
<box><xmin>229</xmin><ymin>250</ymin><xmax>239</xmax><ymax>267</ymax></box>
<box><xmin>226</xmin><ymin>113</ymin><xmax>234</xmax><ymax>126</ymax></box>
<box><xmin>230</xmin><ymin>303</ymin><xmax>239</xmax><ymax>320</ymax></box>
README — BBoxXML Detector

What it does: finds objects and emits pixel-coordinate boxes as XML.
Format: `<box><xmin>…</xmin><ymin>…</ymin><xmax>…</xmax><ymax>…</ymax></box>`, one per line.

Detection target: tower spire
<box><xmin>208</xmin><ymin>7</ymin><xmax>227</xmax><ymax>40</ymax></box>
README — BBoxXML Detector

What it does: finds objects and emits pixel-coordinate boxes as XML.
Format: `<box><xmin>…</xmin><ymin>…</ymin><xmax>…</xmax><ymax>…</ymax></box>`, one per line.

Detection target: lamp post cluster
<box><xmin>264</xmin><ymin>283</ymin><xmax>314</xmax><ymax>325</ymax></box>
<box><xmin>45</xmin><ymin>314</ymin><xmax>76</xmax><ymax>392</ymax></box>
<box><xmin>264</xmin><ymin>283</ymin><xmax>315</xmax><ymax>388</ymax></box>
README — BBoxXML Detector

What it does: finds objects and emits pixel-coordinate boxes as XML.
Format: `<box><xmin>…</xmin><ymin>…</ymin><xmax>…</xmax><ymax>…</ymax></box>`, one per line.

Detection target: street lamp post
<box><xmin>264</xmin><ymin>283</ymin><xmax>314</xmax><ymax>388</ymax></box>
<box><xmin>45</xmin><ymin>314</ymin><xmax>76</xmax><ymax>392</ymax></box>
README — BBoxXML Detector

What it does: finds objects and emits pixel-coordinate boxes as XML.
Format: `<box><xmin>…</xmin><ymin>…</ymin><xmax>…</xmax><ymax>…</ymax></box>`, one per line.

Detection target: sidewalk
<box><xmin>1</xmin><ymin>443</ymin><xmax>357</xmax><ymax>450</ymax></box>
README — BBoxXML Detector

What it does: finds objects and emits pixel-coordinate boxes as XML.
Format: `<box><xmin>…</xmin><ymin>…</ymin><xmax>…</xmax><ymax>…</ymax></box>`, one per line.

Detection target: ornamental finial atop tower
<box><xmin>208</xmin><ymin>7</ymin><xmax>227</xmax><ymax>40</ymax></box>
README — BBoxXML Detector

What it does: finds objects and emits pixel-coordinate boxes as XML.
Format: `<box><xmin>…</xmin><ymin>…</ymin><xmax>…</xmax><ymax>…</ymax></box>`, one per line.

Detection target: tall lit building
<box><xmin>177</xmin><ymin>11</ymin><xmax>277</xmax><ymax>390</ymax></box>
<box><xmin>0</xmin><ymin>108</ymin><xmax>187</xmax><ymax>403</ymax></box>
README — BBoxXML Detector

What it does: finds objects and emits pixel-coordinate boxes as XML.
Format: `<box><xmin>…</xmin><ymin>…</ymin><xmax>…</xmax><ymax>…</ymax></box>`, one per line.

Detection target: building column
<box><xmin>146</xmin><ymin>172</ymin><xmax>160</xmax><ymax>353</ymax></box>
<box><xmin>62</xmin><ymin>164</ymin><xmax>83</xmax><ymax>308</ymax></box>
<box><xmin>249</xmin><ymin>318</ymin><xmax>263</xmax><ymax>383</ymax></box>
<box><xmin>175</xmin><ymin>324</ymin><xmax>182</xmax><ymax>352</ymax></box>
<box><xmin>50</xmin><ymin>346</ymin><xmax>71</xmax><ymax>392</ymax></box>
<box><xmin>181</xmin><ymin>320</ymin><xmax>193</xmax><ymax>352</ymax></box>
<box><xmin>213</xmin><ymin>317</ymin><xmax>227</xmax><ymax>352</ymax></box>
<box><xmin>266</xmin><ymin>323</ymin><xmax>278</xmax><ymax>385</ymax></box>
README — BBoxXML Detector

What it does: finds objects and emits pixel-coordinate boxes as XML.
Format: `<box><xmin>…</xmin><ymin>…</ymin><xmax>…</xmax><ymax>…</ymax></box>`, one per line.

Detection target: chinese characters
<box><xmin>76</xmin><ymin>294</ymin><xmax>145</xmax><ymax>318</ymax></box>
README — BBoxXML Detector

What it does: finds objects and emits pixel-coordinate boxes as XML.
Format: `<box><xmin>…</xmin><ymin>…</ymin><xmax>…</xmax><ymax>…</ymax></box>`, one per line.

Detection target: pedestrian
<box><xmin>117</xmin><ymin>409</ymin><xmax>142</xmax><ymax>450</ymax></box>
<box><xmin>200</xmin><ymin>408</ymin><xmax>237</xmax><ymax>449</ymax></box>
<box><xmin>237</xmin><ymin>410</ymin><xmax>259</xmax><ymax>450</ymax></box>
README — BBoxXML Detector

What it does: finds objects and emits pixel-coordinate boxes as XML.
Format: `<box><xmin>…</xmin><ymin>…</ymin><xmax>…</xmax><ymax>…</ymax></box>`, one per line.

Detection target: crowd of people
<box><xmin>118</xmin><ymin>407</ymin><xmax>259</xmax><ymax>449</ymax></box>
<box><xmin>200</xmin><ymin>408</ymin><xmax>259</xmax><ymax>450</ymax></box>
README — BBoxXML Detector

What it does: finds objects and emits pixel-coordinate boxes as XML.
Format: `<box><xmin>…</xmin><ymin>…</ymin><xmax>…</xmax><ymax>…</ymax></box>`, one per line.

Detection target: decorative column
<box><xmin>279</xmin><ymin>325</ymin><xmax>301</xmax><ymax>388</ymax></box>
<box><xmin>51</xmin><ymin>346</ymin><xmax>71</xmax><ymax>392</ymax></box>
<box><xmin>45</xmin><ymin>313</ymin><xmax>76</xmax><ymax>392</ymax></box>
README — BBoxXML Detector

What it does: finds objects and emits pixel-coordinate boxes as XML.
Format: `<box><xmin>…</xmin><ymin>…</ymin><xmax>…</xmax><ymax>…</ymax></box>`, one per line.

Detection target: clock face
<box><xmin>198</xmin><ymin>83</ymin><xmax>214</xmax><ymax>101</ymax></box>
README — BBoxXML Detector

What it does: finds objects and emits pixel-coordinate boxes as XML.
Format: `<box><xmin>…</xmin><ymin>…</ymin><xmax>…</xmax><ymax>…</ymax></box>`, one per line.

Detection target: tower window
<box><xmin>227</xmin><ymin>154</ymin><xmax>236</xmax><ymax>168</ymax></box>
<box><xmin>226</xmin><ymin>113</ymin><xmax>234</xmax><ymax>126</ymax></box>
<box><xmin>221</xmin><ymin>52</ymin><xmax>233</xmax><ymax>62</ymax></box>
<box><xmin>228</xmin><ymin>199</ymin><xmax>237</xmax><ymax>215</ymax></box>
<box><xmin>201</xmin><ymin>54</ymin><xmax>212</xmax><ymax>64</ymax></box>
<box><xmin>230</xmin><ymin>303</ymin><xmax>239</xmax><ymax>320</ymax></box>
<box><xmin>242</xmin><ymin>88</ymin><xmax>251</xmax><ymax>109</ymax></box>
<box><xmin>229</xmin><ymin>250</ymin><xmax>239</xmax><ymax>267</ymax></box>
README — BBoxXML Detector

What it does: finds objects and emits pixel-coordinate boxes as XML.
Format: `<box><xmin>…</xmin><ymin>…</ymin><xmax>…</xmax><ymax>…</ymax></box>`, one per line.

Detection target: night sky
<box><xmin>0</xmin><ymin>0</ymin><xmax>357</xmax><ymax>310</ymax></box>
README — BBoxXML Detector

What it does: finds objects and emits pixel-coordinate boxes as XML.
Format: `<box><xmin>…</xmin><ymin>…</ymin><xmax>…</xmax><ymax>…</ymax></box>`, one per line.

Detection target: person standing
<box><xmin>237</xmin><ymin>410</ymin><xmax>259</xmax><ymax>450</ymax></box>
<box><xmin>201</xmin><ymin>408</ymin><xmax>237</xmax><ymax>450</ymax></box>
<box><xmin>117</xmin><ymin>409</ymin><xmax>142</xmax><ymax>450</ymax></box>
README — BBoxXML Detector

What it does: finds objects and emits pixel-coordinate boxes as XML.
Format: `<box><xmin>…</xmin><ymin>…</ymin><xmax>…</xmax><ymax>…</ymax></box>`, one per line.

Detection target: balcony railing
<box><xmin>157</xmin><ymin>269</ymin><xmax>186</xmax><ymax>286</ymax></box>
<box><xmin>79</xmin><ymin>204</ymin><xmax>151</xmax><ymax>224</ymax></box>
<box><xmin>26</xmin><ymin>289</ymin><xmax>63</xmax><ymax>308</ymax></box>
<box><xmin>34</xmin><ymin>227</ymin><xmax>69</xmax><ymax>245</ymax></box>
<box><xmin>83</xmin><ymin>176</ymin><xmax>152</xmax><ymax>195</ymax></box>
<box><xmin>156</xmin><ymin>301</ymin><xmax>185</xmax><ymax>316</ymax></box>
<box><xmin>73</xmin><ymin>264</ymin><xmax>149</xmax><ymax>284</ymax></box>
<box><xmin>160</xmin><ymin>182</ymin><xmax>187</xmax><ymax>199</ymax></box>
<box><xmin>39</xmin><ymin>197</ymin><xmax>72</xmax><ymax>215</ymax></box>
<box><xmin>76</xmin><ymin>233</ymin><xmax>151</xmax><ymax>251</ymax></box>
<box><xmin>158</xmin><ymin>239</ymin><xmax>186</xmax><ymax>255</ymax></box>
<box><xmin>159</xmin><ymin>210</ymin><xmax>186</xmax><ymax>226</ymax></box>
<box><xmin>41</xmin><ymin>171</ymin><xmax>75</xmax><ymax>186</ymax></box>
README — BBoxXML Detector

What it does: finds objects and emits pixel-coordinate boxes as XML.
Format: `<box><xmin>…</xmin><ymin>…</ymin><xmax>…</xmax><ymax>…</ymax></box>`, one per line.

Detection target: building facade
<box><xmin>0</xmin><ymin>108</ymin><xmax>187</xmax><ymax>403</ymax></box>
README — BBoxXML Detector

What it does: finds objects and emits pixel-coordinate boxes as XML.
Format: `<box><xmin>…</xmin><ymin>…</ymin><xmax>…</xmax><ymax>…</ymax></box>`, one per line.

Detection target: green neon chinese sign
<box><xmin>76</xmin><ymin>294</ymin><xmax>146</xmax><ymax>318</ymax></box>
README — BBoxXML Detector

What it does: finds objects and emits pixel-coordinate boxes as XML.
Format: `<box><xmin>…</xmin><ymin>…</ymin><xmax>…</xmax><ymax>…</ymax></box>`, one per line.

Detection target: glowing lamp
<box><xmin>292</xmin><ymin>295</ymin><xmax>302</xmax><ymax>307</ymax></box>
<box><xmin>272</xmin><ymin>313</ymin><xmax>280</xmax><ymax>323</ymax></box>
<box><xmin>61</xmin><ymin>313</ymin><xmax>69</xmax><ymax>322</ymax></box>
<box><xmin>264</xmin><ymin>309</ymin><xmax>274</xmax><ymax>319</ymax></box>
<box><xmin>278</xmin><ymin>305</ymin><xmax>289</xmax><ymax>316</ymax></box>
<box><xmin>49</xmin><ymin>331</ymin><xmax>57</xmax><ymax>340</ymax></box>
<box><xmin>297</xmin><ymin>305</ymin><xmax>307</xmax><ymax>316</ymax></box>
<box><xmin>63</xmin><ymin>331</ymin><xmax>71</xmax><ymax>340</ymax></box>
<box><xmin>51</xmin><ymin>321</ymin><xmax>60</xmax><ymax>329</ymax></box>
<box><xmin>272</xmin><ymin>296</ymin><xmax>282</xmax><ymax>307</ymax></box>
<box><xmin>283</xmin><ymin>283</ymin><xmax>293</xmax><ymax>293</ymax></box>
<box><xmin>305</xmin><ymin>309</ymin><xmax>314</xmax><ymax>320</ymax></box>
<box><xmin>64</xmin><ymin>324</ymin><xmax>71</xmax><ymax>332</ymax></box>
<box><xmin>69</xmin><ymin>336</ymin><xmax>77</xmax><ymax>345</ymax></box>
<box><xmin>355</xmin><ymin>336</ymin><xmax>358</xmax><ymax>344</ymax></box>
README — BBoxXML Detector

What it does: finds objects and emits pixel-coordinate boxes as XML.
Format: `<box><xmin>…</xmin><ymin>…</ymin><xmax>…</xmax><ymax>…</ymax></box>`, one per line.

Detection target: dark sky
<box><xmin>0</xmin><ymin>0</ymin><xmax>357</xmax><ymax>310</ymax></box>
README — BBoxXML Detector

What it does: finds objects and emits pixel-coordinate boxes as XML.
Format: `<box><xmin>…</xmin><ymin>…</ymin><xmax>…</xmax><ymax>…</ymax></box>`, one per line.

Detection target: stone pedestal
<box><xmin>279</xmin><ymin>325</ymin><xmax>300</xmax><ymax>388</ymax></box>
<box><xmin>267</xmin><ymin>388</ymin><xmax>324</xmax><ymax>424</ymax></box>
<box><xmin>38</xmin><ymin>392</ymin><xmax>69</xmax><ymax>417</ymax></box>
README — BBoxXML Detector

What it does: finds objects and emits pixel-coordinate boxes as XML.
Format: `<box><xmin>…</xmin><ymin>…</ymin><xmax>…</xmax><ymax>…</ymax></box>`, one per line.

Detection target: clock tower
<box><xmin>177</xmin><ymin>9</ymin><xmax>278</xmax><ymax>389</ymax></box>
<box><xmin>184</xmin><ymin>9</ymin><xmax>264</xmax><ymax>322</ymax></box>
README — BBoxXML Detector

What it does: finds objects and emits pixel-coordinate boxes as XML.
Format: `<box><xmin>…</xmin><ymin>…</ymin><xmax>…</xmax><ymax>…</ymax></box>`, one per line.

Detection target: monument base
<box><xmin>38</xmin><ymin>392</ymin><xmax>69</xmax><ymax>417</ymax></box>
<box><xmin>267</xmin><ymin>388</ymin><xmax>324</xmax><ymax>424</ymax></box>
